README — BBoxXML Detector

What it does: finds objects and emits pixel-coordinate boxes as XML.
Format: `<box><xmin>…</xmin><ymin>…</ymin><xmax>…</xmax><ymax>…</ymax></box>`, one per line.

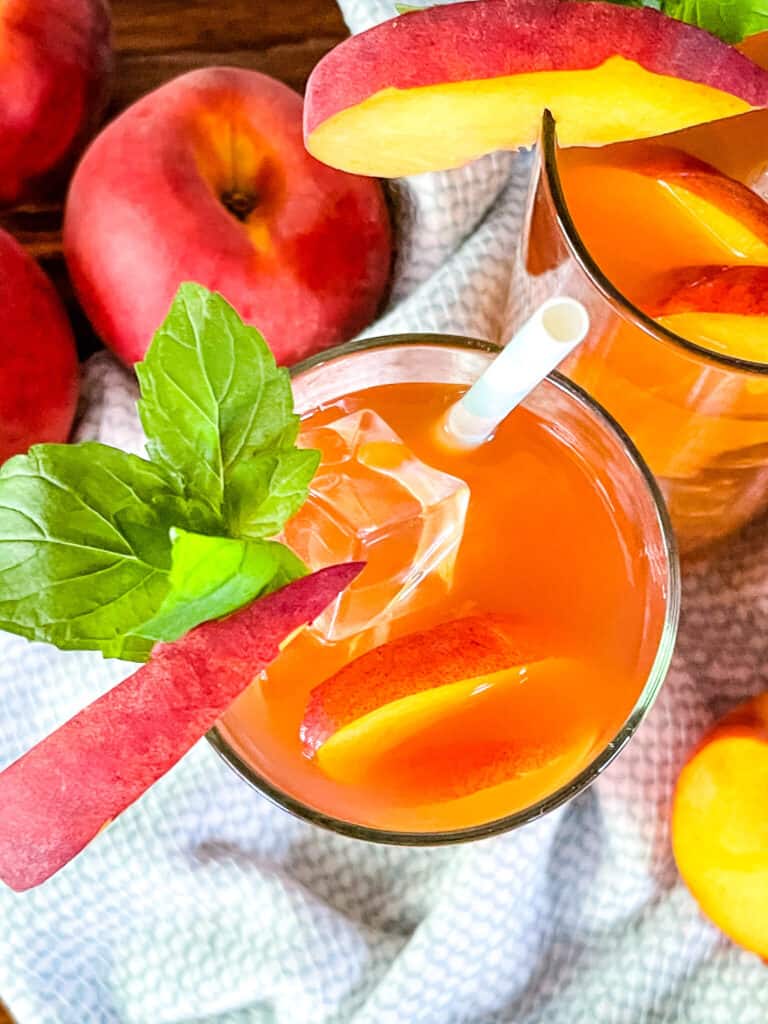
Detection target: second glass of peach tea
<box><xmin>515</xmin><ymin>109</ymin><xmax>768</xmax><ymax>554</ymax></box>
<box><xmin>211</xmin><ymin>335</ymin><xmax>679</xmax><ymax>841</ymax></box>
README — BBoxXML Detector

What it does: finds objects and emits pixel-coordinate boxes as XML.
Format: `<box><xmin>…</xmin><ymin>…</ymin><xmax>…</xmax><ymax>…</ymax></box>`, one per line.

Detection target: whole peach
<box><xmin>64</xmin><ymin>67</ymin><xmax>392</xmax><ymax>366</ymax></box>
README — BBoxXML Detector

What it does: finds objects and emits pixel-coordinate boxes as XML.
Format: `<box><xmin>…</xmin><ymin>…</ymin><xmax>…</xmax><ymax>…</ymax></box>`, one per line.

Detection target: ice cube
<box><xmin>282</xmin><ymin>409</ymin><xmax>470</xmax><ymax>642</ymax></box>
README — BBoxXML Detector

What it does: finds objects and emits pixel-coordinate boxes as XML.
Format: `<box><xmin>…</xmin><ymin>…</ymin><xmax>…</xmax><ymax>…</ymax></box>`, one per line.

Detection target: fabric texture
<box><xmin>2</xmin><ymin>1</ymin><xmax>768</xmax><ymax>1020</ymax></box>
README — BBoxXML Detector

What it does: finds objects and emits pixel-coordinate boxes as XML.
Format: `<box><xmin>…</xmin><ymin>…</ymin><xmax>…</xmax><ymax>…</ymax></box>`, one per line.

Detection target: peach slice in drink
<box><xmin>301</xmin><ymin>615</ymin><xmax>598</xmax><ymax>804</ymax></box>
<box><xmin>617</xmin><ymin>146</ymin><xmax>768</xmax><ymax>263</ymax></box>
<box><xmin>301</xmin><ymin>613</ymin><xmax>547</xmax><ymax>752</ymax></box>
<box><xmin>653</xmin><ymin>264</ymin><xmax>768</xmax><ymax>362</ymax></box>
<box><xmin>557</xmin><ymin>146</ymin><xmax>768</xmax><ymax>301</ymax></box>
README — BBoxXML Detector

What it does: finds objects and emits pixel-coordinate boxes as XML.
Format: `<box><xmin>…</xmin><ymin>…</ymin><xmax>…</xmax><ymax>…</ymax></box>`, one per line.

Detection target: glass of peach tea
<box><xmin>512</xmin><ymin>110</ymin><xmax>768</xmax><ymax>554</ymax></box>
<box><xmin>210</xmin><ymin>334</ymin><xmax>680</xmax><ymax>841</ymax></box>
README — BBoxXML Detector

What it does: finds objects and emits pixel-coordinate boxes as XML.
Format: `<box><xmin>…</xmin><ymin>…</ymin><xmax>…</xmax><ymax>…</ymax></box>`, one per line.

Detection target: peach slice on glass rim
<box><xmin>672</xmin><ymin>694</ymin><xmax>768</xmax><ymax>959</ymax></box>
<box><xmin>650</xmin><ymin>265</ymin><xmax>768</xmax><ymax>361</ymax></box>
<box><xmin>0</xmin><ymin>563</ymin><xmax>362</xmax><ymax>892</ymax></box>
<box><xmin>304</xmin><ymin>0</ymin><xmax>768</xmax><ymax>177</ymax></box>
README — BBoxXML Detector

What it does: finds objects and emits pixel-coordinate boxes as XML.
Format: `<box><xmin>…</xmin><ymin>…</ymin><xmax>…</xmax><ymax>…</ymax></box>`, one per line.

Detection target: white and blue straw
<box><xmin>443</xmin><ymin>297</ymin><xmax>590</xmax><ymax>448</ymax></box>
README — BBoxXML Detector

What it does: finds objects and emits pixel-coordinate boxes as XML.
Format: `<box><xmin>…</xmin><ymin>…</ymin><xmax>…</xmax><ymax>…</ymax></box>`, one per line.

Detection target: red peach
<box><xmin>0</xmin><ymin>228</ymin><xmax>79</xmax><ymax>463</ymax></box>
<box><xmin>0</xmin><ymin>0</ymin><xmax>112</xmax><ymax>204</ymax></box>
<box><xmin>64</xmin><ymin>67</ymin><xmax>392</xmax><ymax>366</ymax></box>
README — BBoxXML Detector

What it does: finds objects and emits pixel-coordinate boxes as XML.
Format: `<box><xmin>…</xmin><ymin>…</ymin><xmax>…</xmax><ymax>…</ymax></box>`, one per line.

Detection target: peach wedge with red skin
<box><xmin>0</xmin><ymin>228</ymin><xmax>79</xmax><ymax>462</ymax></box>
<box><xmin>64</xmin><ymin>67</ymin><xmax>392</xmax><ymax>366</ymax></box>
<box><xmin>0</xmin><ymin>0</ymin><xmax>112</xmax><ymax>204</ymax></box>
<box><xmin>650</xmin><ymin>265</ymin><xmax>768</xmax><ymax>361</ymax></box>
<box><xmin>616</xmin><ymin>145</ymin><xmax>768</xmax><ymax>263</ymax></box>
<box><xmin>672</xmin><ymin>694</ymin><xmax>768</xmax><ymax>958</ymax></box>
<box><xmin>301</xmin><ymin>614</ymin><xmax>547</xmax><ymax>755</ymax></box>
<box><xmin>0</xmin><ymin>563</ymin><xmax>362</xmax><ymax>892</ymax></box>
<box><xmin>304</xmin><ymin>0</ymin><xmax>768</xmax><ymax>178</ymax></box>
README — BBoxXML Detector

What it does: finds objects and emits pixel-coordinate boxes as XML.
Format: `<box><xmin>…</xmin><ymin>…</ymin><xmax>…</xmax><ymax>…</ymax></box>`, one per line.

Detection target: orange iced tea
<box><xmin>214</xmin><ymin>339</ymin><xmax>676</xmax><ymax>838</ymax></box>
<box><xmin>522</xmin><ymin>110</ymin><xmax>768</xmax><ymax>553</ymax></box>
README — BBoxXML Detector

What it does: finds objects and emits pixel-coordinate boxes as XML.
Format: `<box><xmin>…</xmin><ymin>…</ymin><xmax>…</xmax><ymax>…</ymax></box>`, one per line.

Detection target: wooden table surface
<box><xmin>0</xmin><ymin>1</ymin><xmax>346</xmax><ymax>1020</ymax></box>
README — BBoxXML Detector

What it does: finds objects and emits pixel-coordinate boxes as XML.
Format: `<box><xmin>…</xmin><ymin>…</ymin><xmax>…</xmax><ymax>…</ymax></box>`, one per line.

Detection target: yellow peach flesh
<box><xmin>307</xmin><ymin>56</ymin><xmax>754</xmax><ymax>177</ymax></box>
<box><xmin>316</xmin><ymin>664</ymin><xmax>528</xmax><ymax>782</ymax></box>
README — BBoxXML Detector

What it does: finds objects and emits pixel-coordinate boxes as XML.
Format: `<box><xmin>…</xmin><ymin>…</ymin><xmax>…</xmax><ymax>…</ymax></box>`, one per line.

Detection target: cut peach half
<box><xmin>301</xmin><ymin>613</ymin><xmax>548</xmax><ymax>754</ymax></box>
<box><xmin>651</xmin><ymin>265</ymin><xmax>768</xmax><ymax>361</ymax></box>
<box><xmin>672</xmin><ymin>694</ymin><xmax>768</xmax><ymax>958</ymax></box>
<box><xmin>304</xmin><ymin>0</ymin><xmax>768</xmax><ymax>177</ymax></box>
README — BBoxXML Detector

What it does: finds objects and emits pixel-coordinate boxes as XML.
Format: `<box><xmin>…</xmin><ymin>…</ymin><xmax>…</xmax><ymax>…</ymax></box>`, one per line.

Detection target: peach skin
<box><xmin>64</xmin><ymin>68</ymin><xmax>392</xmax><ymax>366</ymax></box>
<box><xmin>672</xmin><ymin>693</ymin><xmax>768</xmax><ymax>959</ymax></box>
<box><xmin>0</xmin><ymin>562</ymin><xmax>362</xmax><ymax>892</ymax></box>
<box><xmin>304</xmin><ymin>0</ymin><xmax>768</xmax><ymax>177</ymax></box>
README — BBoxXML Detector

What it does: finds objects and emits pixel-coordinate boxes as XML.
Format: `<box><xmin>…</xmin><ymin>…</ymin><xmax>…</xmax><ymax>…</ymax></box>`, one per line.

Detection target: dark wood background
<box><xmin>0</xmin><ymin>0</ymin><xmax>347</xmax><ymax>1020</ymax></box>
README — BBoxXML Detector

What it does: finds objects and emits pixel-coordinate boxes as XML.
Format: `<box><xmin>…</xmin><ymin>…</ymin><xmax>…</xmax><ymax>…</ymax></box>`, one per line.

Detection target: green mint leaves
<box><xmin>0</xmin><ymin>284</ymin><xmax>318</xmax><ymax>661</ymax></box>
<box><xmin>608</xmin><ymin>0</ymin><xmax>768</xmax><ymax>42</ymax></box>
<box><xmin>137</xmin><ymin>285</ymin><xmax>300</xmax><ymax>521</ymax></box>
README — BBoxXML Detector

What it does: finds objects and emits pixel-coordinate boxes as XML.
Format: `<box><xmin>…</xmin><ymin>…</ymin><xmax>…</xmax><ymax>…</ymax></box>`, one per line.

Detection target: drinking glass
<box><xmin>210</xmin><ymin>334</ymin><xmax>679</xmax><ymax>844</ymax></box>
<box><xmin>512</xmin><ymin>111</ymin><xmax>768</xmax><ymax>554</ymax></box>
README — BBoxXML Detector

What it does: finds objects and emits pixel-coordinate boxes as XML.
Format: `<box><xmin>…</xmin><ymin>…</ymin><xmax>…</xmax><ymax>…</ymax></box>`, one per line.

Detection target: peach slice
<box><xmin>0</xmin><ymin>562</ymin><xmax>361</xmax><ymax>891</ymax></box>
<box><xmin>314</xmin><ymin>657</ymin><xmax>595</xmax><ymax>803</ymax></box>
<box><xmin>301</xmin><ymin>613</ymin><xmax>547</xmax><ymax>754</ymax></box>
<box><xmin>304</xmin><ymin>0</ymin><xmax>768</xmax><ymax>177</ymax></box>
<box><xmin>651</xmin><ymin>265</ymin><xmax>768</xmax><ymax>361</ymax></box>
<box><xmin>618</xmin><ymin>146</ymin><xmax>768</xmax><ymax>263</ymax></box>
<box><xmin>672</xmin><ymin>694</ymin><xmax>768</xmax><ymax>958</ymax></box>
<box><xmin>315</xmin><ymin>664</ymin><xmax>528</xmax><ymax>782</ymax></box>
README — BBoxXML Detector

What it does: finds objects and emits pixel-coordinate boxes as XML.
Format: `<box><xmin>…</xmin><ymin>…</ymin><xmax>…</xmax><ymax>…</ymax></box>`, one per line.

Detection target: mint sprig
<box><xmin>0</xmin><ymin>284</ymin><xmax>319</xmax><ymax>661</ymax></box>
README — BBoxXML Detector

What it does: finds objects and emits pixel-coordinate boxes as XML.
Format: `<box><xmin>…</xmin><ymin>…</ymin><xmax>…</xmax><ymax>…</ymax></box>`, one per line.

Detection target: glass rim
<box><xmin>207</xmin><ymin>333</ymin><xmax>681</xmax><ymax>846</ymax></box>
<box><xmin>539</xmin><ymin>109</ymin><xmax>768</xmax><ymax>377</ymax></box>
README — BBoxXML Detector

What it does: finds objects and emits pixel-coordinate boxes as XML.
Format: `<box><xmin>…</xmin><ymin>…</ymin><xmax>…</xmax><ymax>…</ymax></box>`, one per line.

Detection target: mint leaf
<box><xmin>0</xmin><ymin>444</ymin><xmax>188</xmax><ymax>660</ymax></box>
<box><xmin>661</xmin><ymin>0</ymin><xmax>768</xmax><ymax>42</ymax></box>
<box><xmin>224</xmin><ymin>448</ymin><xmax>321</xmax><ymax>540</ymax></box>
<box><xmin>134</xmin><ymin>528</ymin><xmax>306</xmax><ymax>643</ymax></box>
<box><xmin>395</xmin><ymin>3</ymin><xmax>429</xmax><ymax>12</ymax></box>
<box><xmin>137</xmin><ymin>284</ymin><xmax>298</xmax><ymax>519</ymax></box>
